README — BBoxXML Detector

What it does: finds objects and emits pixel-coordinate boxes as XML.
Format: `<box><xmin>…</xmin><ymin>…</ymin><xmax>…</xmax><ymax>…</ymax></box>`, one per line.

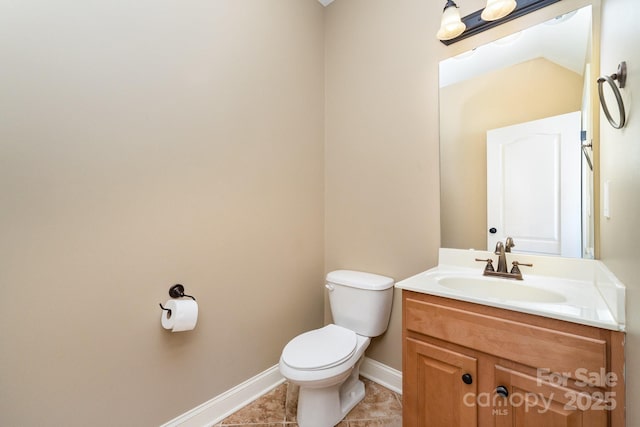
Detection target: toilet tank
<box><xmin>326</xmin><ymin>270</ymin><xmax>395</xmax><ymax>337</ymax></box>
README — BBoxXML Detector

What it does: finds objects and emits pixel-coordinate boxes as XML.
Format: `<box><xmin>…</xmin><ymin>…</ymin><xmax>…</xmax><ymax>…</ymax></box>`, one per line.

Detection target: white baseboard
<box><xmin>161</xmin><ymin>357</ymin><xmax>402</xmax><ymax>426</ymax></box>
<box><xmin>360</xmin><ymin>357</ymin><xmax>403</xmax><ymax>394</ymax></box>
<box><xmin>160</xmin><ymin>365</ymin><xmax>285</xmax><ymax>427</ymax></box>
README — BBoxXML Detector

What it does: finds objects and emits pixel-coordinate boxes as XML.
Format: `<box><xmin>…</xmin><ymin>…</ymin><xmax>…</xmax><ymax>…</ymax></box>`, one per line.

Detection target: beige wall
<box><xmin>3</xmin><ymin>0</ymin><xmax>639</xmax><ymax>425</ymax></box>
<box><xmin>441</xmin><ymin>58</ymin><xmax>584</xmax><ymax>250</ymax></box>
<box><xmin>599</xmin><ymin>0</ymin><xmax>640</xmax><ymax>422</ymax></box>
<box><xmin>324</xmin><ymin>0</ymin><xmax>442</xmax><ymax>370</ymax></box>
<box><xmin>0</xmin><ymin>1</ymin><xmax>324</xmax><ymax>425</ymax></box>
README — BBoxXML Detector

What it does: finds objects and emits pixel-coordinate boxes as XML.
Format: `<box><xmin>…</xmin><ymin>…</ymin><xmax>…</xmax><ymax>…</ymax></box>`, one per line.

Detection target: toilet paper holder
<box><xmin>159</xmin><ymin>284</ymin><xmax>196</xmax><ymax>313</ymax></box>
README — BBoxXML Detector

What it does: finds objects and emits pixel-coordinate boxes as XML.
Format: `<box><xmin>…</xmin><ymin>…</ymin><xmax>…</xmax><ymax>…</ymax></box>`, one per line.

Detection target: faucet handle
<box><xmin>475</xmin><ymin>258</ymin><xmax>495</xmax><ymax>272</ymax></box>
<box><xmin>510</xmin><ymin>261</ymin><xmax>533</xmax><ymax>275</ymax></box>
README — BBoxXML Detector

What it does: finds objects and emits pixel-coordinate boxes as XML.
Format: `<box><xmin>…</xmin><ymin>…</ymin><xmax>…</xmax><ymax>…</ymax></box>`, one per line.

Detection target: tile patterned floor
<box><xmin>216</xmin><ymin>377</ymin><xmax>402</xmax><ymax>426</ymax></box>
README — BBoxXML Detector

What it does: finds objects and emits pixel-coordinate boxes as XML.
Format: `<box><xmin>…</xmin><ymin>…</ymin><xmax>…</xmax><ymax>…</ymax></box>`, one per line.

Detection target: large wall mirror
<box><xmin>439</xmin><ymin>5</ymin><xmax>596</xmax><ymax>259</ymax></box>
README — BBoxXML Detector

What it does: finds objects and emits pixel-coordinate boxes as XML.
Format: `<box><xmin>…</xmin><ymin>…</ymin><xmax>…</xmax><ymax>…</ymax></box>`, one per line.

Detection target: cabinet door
<box><xmin>404</xmin><ymin>338</ymin><xmax>478</xmax><ymax>427</ymax></box>
<box><xmin>493</xmin><ymin>366</ymin><xmax>609</xmax><ymax>427</ymax></box>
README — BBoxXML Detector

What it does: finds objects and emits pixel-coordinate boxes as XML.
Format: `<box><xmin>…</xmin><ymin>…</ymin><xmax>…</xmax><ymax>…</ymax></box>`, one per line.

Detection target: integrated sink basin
<box><xmin>395</xmin><ymin>248</ymin><xmax>626</xmax><ymax>331</ymax></box>
<box><xmin>437</xmin><ymin>276</ymin><xmax>567</xmax><ymax>303</ymax></box>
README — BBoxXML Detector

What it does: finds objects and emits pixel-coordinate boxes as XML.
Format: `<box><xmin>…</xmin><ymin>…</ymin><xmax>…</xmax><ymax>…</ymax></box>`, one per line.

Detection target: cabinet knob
<box><xmin>461</xmin><ymin>373</ymin><xmax>473</xmax><ymax>385</ymax></box>
<box><xmin>496</xmin><ymin>385</ymin><xmax>509</xmax><ymax>397</ymax></box>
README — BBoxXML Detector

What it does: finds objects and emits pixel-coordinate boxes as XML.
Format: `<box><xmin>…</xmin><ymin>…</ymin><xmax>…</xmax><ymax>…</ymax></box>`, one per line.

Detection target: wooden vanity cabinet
<box><xmin>402</xmin><ymin>290</ymin><xmax>625</xmax><ymax>427</ymax></box>
<box><xmin>404</xmin><ymin>337</ymin><xmax>478</xmax><ymax>426</ymax></box>
<box><xmin>493</xmin><ymin>365</ymin><xmax>608</xmax><ymax>427</ymax></box>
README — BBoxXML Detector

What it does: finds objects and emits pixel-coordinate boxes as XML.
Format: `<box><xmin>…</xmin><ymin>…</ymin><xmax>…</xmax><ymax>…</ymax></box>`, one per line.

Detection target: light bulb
<box><xmin>481</xmin><ymin>0</ymin><xmax>517</xmax><ymax>21</ymax></box>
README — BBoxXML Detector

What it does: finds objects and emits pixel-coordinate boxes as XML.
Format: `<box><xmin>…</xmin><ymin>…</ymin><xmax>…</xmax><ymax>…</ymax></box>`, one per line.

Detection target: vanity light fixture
<box><xmin>437</xmin><ymin>0</ymin><xmax>466</xmax><ymax>41</ymax></box>
<box><xmin>438</xmin><ymin>0</ymin><xmax>561</xmax><ymax>45</ymax></box>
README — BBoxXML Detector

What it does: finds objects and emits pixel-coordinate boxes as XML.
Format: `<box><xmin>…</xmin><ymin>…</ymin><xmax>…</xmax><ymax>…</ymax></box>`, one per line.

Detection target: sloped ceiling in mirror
<box><xmin>440</xmin><ymin>8</ymin><xmax>591</xmax><ymax>88</ymax></box>
<box><xmin>318</xmin><ymin>0</ymin><xmax>335</xmax><ymax>6</ymax></box>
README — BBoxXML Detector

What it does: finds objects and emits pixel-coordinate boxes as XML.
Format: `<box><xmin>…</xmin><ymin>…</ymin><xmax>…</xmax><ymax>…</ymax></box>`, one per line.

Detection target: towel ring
<box><xmin>598</xmin><ymin>62</ymin><xmax>627</xmax><ymax>129</ymax></box>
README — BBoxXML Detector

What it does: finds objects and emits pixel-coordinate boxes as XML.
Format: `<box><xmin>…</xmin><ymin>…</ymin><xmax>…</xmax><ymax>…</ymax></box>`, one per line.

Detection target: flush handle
<box><xmin>325</xmin><ymin>284</ymin><xmax>335</xmax><ymax>292</ymax></box>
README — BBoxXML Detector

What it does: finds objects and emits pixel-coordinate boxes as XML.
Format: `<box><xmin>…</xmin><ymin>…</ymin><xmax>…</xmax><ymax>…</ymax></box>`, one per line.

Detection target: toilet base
<box><xmin>296</xmin><ymin>357</ymin><xmax>366</xmax><ymax>427</ymax></box>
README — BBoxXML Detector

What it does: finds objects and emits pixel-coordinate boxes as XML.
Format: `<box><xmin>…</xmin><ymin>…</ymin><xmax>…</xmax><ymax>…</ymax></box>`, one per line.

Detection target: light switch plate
<box><xmin>604</xmin><ymin>180</ymin><xmax>611</xmax><ymax>219</ymax></box>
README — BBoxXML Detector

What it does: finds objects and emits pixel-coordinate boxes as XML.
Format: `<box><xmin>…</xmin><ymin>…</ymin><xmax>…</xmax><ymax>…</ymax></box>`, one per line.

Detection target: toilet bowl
<box><xmin>279</xmin><ymin>325</ymin><xmax>371</xmax><ymax>427</ymax></box>
<box><xmin>279</xmin><ymin>270</ymin><xmax>394</xmax><ymax>427</ymax></box>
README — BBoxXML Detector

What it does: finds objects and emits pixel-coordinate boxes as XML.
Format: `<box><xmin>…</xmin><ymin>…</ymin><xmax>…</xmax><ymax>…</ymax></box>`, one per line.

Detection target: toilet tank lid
<box><xmin>326</xmin><ymin>270</ymin><xmax>394</xmax><ymax>290</ymax></box>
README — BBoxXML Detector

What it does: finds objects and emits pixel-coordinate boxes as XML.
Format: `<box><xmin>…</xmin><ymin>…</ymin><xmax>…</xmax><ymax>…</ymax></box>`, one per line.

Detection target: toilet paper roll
<box><xmin>161</xmin><ymin>299</ymin><xmax>198</xmax><ymax>332</ymax></box>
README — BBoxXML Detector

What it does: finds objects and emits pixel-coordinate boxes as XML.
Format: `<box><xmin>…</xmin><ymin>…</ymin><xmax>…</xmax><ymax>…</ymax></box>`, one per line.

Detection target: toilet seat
<box><xmin>282</xmin><ymin>324</ymin><xmax>357</xmax><ymax>371</ymax></box>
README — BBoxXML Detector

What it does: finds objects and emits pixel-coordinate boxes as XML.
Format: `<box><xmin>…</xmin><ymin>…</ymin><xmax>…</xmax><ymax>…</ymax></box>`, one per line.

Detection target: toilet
<box><xmin>279</xmin><ymin>270</ymin><xmax>394</xmax><ymax>427</ymax></box>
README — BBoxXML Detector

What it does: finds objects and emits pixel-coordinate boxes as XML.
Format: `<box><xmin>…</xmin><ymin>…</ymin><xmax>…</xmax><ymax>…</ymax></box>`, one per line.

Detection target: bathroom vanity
<box><xmin>397</xmin><ymin>249</ymin><xmax>626</xmax><ymax>427</ymax></box>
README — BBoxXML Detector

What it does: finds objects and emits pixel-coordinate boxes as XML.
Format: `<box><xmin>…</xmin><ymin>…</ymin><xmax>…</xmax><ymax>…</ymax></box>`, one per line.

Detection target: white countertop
<box><xmin>396</xmin><ymin>248</ymin><xmax>626</xmax><ymax>331</ymax></box>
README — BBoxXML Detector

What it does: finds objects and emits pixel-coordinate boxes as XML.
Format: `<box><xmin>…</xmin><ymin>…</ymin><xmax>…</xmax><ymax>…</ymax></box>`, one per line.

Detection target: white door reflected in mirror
<box><xmin>486</xmin><ymin>111</ymin><xmax>581</xmax><ymax>257</ymax></box>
